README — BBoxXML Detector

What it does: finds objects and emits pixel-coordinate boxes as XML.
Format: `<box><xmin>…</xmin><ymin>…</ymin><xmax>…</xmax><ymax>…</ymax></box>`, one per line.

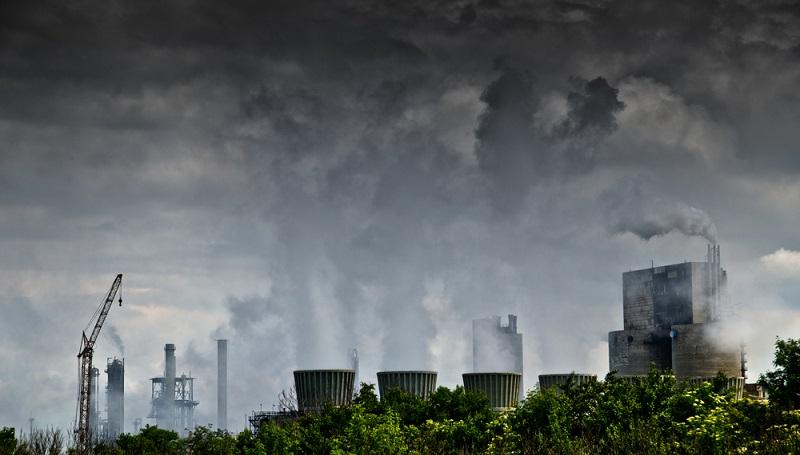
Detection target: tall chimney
<box><xmin>164</xmin><ymin>344</ymin><xmax>176</xmax><ymax>431</ymax></box>
<box><xmin>217</xmin><ymin>339</ymin><xmax>228</xmax><ymax>431</ymax></box>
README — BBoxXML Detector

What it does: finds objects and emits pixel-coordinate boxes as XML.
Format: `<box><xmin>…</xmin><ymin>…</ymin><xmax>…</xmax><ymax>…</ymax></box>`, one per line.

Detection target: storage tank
<box><xmin>106</xmin><ymin>358</ymin><xmax>124</xmax><ymax>439</ymax></box>
<box><xmin>294</xmin><ymin>369</ymin><xmax>355</xmax><ymax>412</ymax></box>
<box><xmin>538</xmin><ymin>373</ymin><xmax>596</xmax><ymax>393</ymax></box>
<box><xmin>670</xmin><ymin>323</ymin><xmax>743</xmax><ymax>378</ymax></box>
<box><xmin>377</xmin><ymin>371</ymin><xmax>437</xmax><ymax>399</ymax></box>
<box><xmin>462</xmin><ymin>372</ymin><xmax>521</xmax><ymax>411</ymax></box>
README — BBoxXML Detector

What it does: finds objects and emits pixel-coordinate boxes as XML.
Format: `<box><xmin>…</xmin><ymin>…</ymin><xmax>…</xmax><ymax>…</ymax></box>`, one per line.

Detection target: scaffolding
<box><xmin>149</xmin><ymin>373</ymin><xmax>198</xmax><ymax>435</ymax></box>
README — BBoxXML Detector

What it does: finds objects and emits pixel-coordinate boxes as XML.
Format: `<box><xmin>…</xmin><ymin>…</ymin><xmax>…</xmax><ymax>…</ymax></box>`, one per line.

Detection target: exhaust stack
<box><xmin>217</xmin><ymin>339</ymin><xmax>228</xmax><ymax>431</ymax></box>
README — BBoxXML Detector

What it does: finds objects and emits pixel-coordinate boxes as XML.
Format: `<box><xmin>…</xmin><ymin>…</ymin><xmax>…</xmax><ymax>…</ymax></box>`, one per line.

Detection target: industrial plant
<box><xmin>608</xmin><ymin>245</ymin><xmax>746</xmax><ymax>386</ymax></box>
<box><xmin>148</xmin><ymin>344</ymin><xmax>199</xmax><ymax>436</ymax></box>
<box><xmin>71</xmin><ymin>244</ymin><xmax>756</xmax><ymax>443</ymax></box>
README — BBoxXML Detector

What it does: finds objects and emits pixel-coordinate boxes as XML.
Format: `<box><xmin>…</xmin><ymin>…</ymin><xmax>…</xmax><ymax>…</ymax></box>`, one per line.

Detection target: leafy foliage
<box><xmin>760</xmin><ymin>337</ymin><xmax>800</xmax><ymax>409</ymax></box>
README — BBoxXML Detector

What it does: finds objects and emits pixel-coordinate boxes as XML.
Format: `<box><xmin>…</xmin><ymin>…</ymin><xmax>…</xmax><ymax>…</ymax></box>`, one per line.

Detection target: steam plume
<box><xmin>105</xmin><ymin>325</ymin><xmax>125</xmax><ymax>356</ymax></box>
<box><xmin>601</xmin><ymin>178</ymin><xmax>718</xmax><ymax>242</ymax></box>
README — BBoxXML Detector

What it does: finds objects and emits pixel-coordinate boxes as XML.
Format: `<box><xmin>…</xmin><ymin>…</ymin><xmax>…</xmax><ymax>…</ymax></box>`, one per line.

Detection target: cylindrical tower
<box><xmin>163</xmin><ymin>344</ymin><xmax>176</xmax><ymax>430</ymax></box>
<box><xmin>90</xmin><ymin>367</ymin><xmax>100</xmax><ymax>438</ymax></box>
<box><xmin>106</xmin><ymin>358</ymin><xmax>124</xmax><ymax>439</ymax></box>
<box><xmin>293</xmin><ymin>369</ymin><xmax>355</xmax><ymax>412</ymax></box>
<box><xmin>217</xmin><ymin>339</ymin><xmax>228</xmax><ymax>431</ymax></box>
<box><xmin>377</xmin><ymin>371</ymin><xmax>438</xmax><ymax>400</ymax></box>
<box><xmin>462</xmin><ymin>372</ymin><xmax>521</xmax><ymax>411</ymax></box>
<box><xmin>538</xmin><ymin>373</ymin><xmax>596</xmax><ymax>393</ymax></box>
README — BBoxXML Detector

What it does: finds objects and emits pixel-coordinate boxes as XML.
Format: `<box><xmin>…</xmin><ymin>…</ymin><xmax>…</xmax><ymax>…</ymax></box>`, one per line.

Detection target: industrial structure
<box><xmin>149</xmin><ymin>344</ymin><xmax>199</xmax><ymax>435</ymax></box>
<box><xmin>473</xmin><ymin>314</ymin><xmax>523</xmax><ymax>395</ymax></box>
<box><xmin>462</xmin><ymin>372</ymin><xmax>521</xmax><ymax>411</ymax></box>
<box><xmin>75</xmin><ymin>274</ymin><xmax>123</xmax><ymax>453</ymax></box>
<box><xmin>351</xmin><ymin>348</ymin><xmax>359</xmax><ymax>394</ymax></box>
<box><xmin>217</xmin><ymin>339</ymin><xmax>228</xmax><ymax>431</ymax></box>
<box><xmin>538</xmin><ymin>374</ymin><xmax>597</xmax><ymax>392</ymax></box>
<box><xmin>89</xmin><ymin>367</ymin><xmax>100</xmax><ymax>438</ymax></box>
<box><xmin>105</xmin><ymin>358</ymin><xmax>124</xmax><ymax>439</ymax></box>
<box><xmin>377</xmin><ymin>371</ymin><xmax>438</xmax><ymax>399</ymax></box>
<box><xmin>608</xmin><ymin>245</ymin><xmax>745</xmax><ymax>381</ymax></box>
<box><xmin>293</xmin><ymin>369</ymin><xmax>355</xmax><ymax>412</ymax></box>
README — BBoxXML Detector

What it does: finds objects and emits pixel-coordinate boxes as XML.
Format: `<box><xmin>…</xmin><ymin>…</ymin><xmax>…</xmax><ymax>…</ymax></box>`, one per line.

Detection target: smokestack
<box><xmin>90</xmin><ymin>367</ymin><xmax>100</xmax><ymax>438</ymax></box>
<box><xmin>164</xmin><ymin>344</ymin><xmax>176</xmax><ymax>431</ymax></box>
<box><xmin>217</xmin><ymin>339</ymin><xmax>227</xmax><ymax>431</ymax></box>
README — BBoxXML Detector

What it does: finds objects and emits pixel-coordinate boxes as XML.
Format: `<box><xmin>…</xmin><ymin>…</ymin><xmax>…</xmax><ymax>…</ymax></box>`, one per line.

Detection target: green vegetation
<box><xmin>5</xmin><ymin>338</ymin><xmax>800</xmax><ymax>454</ymax></box>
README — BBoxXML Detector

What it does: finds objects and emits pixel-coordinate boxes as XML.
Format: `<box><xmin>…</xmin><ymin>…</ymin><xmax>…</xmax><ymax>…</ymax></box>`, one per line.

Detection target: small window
<box><xmin>668</xmin><ymin>270</ymin><xmax>678</xmax><ymax>279</ymax></box>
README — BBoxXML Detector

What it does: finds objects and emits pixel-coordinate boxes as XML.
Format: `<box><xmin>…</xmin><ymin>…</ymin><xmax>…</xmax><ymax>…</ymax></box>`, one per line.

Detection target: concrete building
<box><xmin>105</xmin><ymin>358</ymin><xmax>124</xmax><ymax>439</ymax></box>
<box><xmin>473</xmin><ymin>314</ymin><xmax>523</xmax><ymax>394</ymax></box>
<box><xmin>609</xmin><ymin>245</ymin><xmax>744</xmax><ymax>379</ymax></box>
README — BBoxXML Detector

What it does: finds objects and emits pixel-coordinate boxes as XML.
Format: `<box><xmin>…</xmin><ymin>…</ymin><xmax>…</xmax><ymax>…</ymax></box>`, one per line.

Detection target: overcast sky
<box><xmin>2</xmin><ymin>0</ymin><xmax>800</xmax><ymax>434</ymax></box>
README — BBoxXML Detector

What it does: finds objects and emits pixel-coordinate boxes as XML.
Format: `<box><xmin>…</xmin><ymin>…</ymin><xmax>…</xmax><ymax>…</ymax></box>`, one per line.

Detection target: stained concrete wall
<box><xmin>608</xmin><ymin>329</ymin><xmax>671</xmax><ymax>375</ymax></box>
<box><xmin>671</xmin><ymin>323</ymin><xmax>742</xmax><ymax>378</ymax></box>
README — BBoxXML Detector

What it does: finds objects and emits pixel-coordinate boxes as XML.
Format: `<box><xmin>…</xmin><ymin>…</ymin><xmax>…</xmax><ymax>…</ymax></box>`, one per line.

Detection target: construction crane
<box><xmin>75</xmin><ymin>274</ymin><xmax>123</xmax><ymax>453</ymax></box>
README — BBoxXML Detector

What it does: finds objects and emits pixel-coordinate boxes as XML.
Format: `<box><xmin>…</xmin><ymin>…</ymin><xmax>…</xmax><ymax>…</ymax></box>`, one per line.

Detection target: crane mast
<box><xmin>75</xmin><ymin>274</ymin><xmax>123</xmax><ymax>453</ymax></box>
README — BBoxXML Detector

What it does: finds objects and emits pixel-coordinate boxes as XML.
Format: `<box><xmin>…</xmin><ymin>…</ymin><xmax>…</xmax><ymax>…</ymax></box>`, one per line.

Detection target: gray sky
<box><xmin>2</xmin><ymin>0</ymin><xmax>800</xmax><ymax>434</ymax></box>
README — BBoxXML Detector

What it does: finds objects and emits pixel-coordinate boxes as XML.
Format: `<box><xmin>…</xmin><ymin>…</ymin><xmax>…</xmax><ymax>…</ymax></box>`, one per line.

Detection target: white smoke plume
<box><xmin>601</xmin><ymin>178</ymin><xmax>718</xmax><ymax>243</ymax></box>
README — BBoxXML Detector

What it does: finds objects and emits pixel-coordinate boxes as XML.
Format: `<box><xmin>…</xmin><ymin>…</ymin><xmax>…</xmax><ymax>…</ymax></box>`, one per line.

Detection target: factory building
<box><xmin>473</xmin><ymin>314</ymin><xmax>523</xmax><ymax>395</ymax></box>
<box><xmin>149</xmin><ymin>344</ymin><xmax>199</xmax><ymax>435</ymax></box>
<box><xmin>106</xmin><ymin>358</ymin><xmax>124</xmax><ymax>439</ymax></box>
<box><xmin>608</xmin><ymin>245</ymin><xmax>745</xmax><ymax>379</ymax></box>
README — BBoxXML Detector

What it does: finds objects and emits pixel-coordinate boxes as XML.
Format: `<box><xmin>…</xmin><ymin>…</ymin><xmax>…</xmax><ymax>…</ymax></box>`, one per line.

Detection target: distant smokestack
<box><xmin>164</xmin><ymin>344</ymin><xmax>176</xmax><ymax>431</ymax></box>
<box><xmin>90</xmin><ymin>367</ymin><xmax>100</xmax><ymax>438</ymax></box>
<box><xmin>217</xmin><ymin>339</ymin><xmax>227</xmax><ymax>431</ymax></box>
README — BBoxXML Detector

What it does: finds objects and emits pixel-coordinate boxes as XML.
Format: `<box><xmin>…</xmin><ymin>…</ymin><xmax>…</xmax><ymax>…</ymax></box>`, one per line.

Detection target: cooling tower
<box><xmin>538</xmin><ymin>373</ymin><xmax>597</xmax><ymax>393</ymax></box>
<box><xmin>376</xmin><ymin>371</ymin><xmax>437</xmax><ymax>399</ymax></box>
<box><xmin>293</xmin><ymin>369</ymin><xmax>355</xmax><ymax>412</ymax></box>
<box><xmin>462</xmin><ymin>372</ymin><xmax>521</xmax><ymax>411</ymax></box>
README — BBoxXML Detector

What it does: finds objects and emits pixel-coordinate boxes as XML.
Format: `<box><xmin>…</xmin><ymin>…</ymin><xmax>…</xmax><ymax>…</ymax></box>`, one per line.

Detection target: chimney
<box><xmin>164</xmin><ymin>344</ymin><xmax>176</xmax><ymax>431</ymax></box>
<box><xmin>217</xmin><ymin>340</ymin><xmax>228</xmax><ymax>431</ymax></box>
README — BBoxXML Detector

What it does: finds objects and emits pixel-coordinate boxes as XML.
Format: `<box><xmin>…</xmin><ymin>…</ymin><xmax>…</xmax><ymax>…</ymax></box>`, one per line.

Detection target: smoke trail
<box><xmin>601</xmin><ymin>177</ymin><xmax>718</xmax><ymax>242</ymax></box>
<box><xmin>105</xmin><ymin>325</ymin><xmax>125</xmax><ymax>356</ymax></box>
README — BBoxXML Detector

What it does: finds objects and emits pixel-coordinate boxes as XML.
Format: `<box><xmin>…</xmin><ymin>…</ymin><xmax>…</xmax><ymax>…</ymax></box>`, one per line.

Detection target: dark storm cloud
<box><xmin>560</xmin><ymin>77</ymin><xmax>625</xmax><ymax>137</ymax></box>
<box><xmin>2</xmin><ymin>0</ymin><xmax>800</xmax><ymax>432</ymax></box>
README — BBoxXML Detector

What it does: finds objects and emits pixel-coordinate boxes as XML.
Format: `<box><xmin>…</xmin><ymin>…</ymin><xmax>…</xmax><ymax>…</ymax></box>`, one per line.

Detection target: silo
<box><xmin>538</xmin><ymin>374</ymin><xmax>597</xmax><ymax>393</ymax></box>
<box><xmin>377</xmin><ymin>371</ymin><xmax>437</xmax><ymax>399</ymax></box>
<box><xmin>293</xmin><ymin>369</ymin><xmax>355</xmax><ymax>412</ymax></box>
<box><xmin>670</xmin><ymin>323</ymin><xmax>743</xmax><ymax>378</ymax></box>
<box><xmin>462</xmin><ymin>372</ymin><xmax>521</xmax><ymax>411</ymax></box>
